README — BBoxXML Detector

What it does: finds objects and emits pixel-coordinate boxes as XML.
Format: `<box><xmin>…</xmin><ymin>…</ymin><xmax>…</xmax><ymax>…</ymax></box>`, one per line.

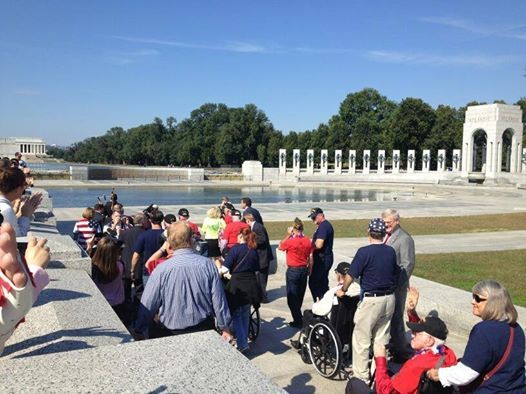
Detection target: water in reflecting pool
<box><xmin>45</xmin><ymin>186</ymin><xmax>416</xmax><ymax>208</ymax></box>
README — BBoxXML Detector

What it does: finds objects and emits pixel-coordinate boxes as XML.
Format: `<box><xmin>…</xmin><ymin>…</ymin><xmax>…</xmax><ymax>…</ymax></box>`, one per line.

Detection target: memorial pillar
<box><xmin>320</xmin><ymin>149</ymin><xmax>328</xmax><ymax>175</ymax></box>
<box><xmin>392</xmin><ymin>150</ymin><xmax>400</xmax><ymax>174</ymax></box>
<box><xmin>292</xmin><ymin>149</ymin><xmax>300</xmax><ymax>176</ymax></box>
<box><xmin>437</xmin><ymin>149</ymin><xmax>446</xmax><ymax>172</ymax></box>
<box><xmin>348</xmin><ymin>150</ymin><xmax>356</xmax><ymax>174</ymax></box>
<box><xmin>306</xmin><ymin>149</ymin><xmax>314</xmax><ymax>175</ymax></box>
<box><xmin>377</xmin><ymin>150</ymin><xmax>385</xmax><ymax>174</ymax></box>
<box><xmin>422</xmin><ymin>149</ymin><xmax>431</xmax><ymax>172</ymax></box>
<box><xmin>363</xmin><ymin>150</ymin><xmax>370</xmax><ymax>174</ymax></box>
<box><xmin>522</xmin><ymin>148</ymin><xmax>526</xmax><ymax>173</ymax></box>
<box><xmin>279</xmin><ymin>149</ymin><xmax>287</xmax><ymax>175</ymax></box>
<box><xmin>407</xmin><ymin>150</ymin><xmax>415</xmax><ymax>173</ymax></box>
<box><xmin>334</xmin><ymin>150</ymin><xmax>342</xmax><ymax>175</ymax></box>
<box><xmin>452</xmin><ymin>149</ymin><xmax>461</xmax><ymax>172</ymax></box>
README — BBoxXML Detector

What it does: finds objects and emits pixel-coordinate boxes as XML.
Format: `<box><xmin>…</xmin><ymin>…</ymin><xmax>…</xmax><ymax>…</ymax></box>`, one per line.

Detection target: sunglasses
<box><xmin>472</xmin><ymin>293</ymin><xmax>487</xmax><ymax>303</ymax></box>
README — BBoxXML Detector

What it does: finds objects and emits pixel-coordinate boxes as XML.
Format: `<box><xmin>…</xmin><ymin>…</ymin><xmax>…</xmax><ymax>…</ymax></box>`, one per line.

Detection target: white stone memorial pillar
<box><xmin>279</xmin><ymin>149</ymin><xmax>287</xmax><ymax>174</ymax></box>
<box><xmin>377</xmin><ymin>150</ymin><xmax>385</xmax><ymax>174</ymax></box>
<box><xmin>363</xmin><ymin>150</ymin><xmax>371</xmax><ymax>174</ymax></box>
<box><xmin>334</xmin><ymin>150</ymin><xmax>342</xmax><ymax>175</ymax></box>
<box><xmin>437</xmin><ymin>149</ymin><xmax>446</xmax><ymax>172</ymax></box>
<box><xmin>320</xmin><ymin>149</ymin><xmax>328</xmax><ymax>175</ymax></box>
<box><xmin>292</xmin><ymin>149</ymin><xmax>300</xmax><ymax>175</ymax></box>
<box><xmin>348</xmin><ymin>150</ymin><xmax>356</xmax><ymax>174</ymax></box>
<box><xmin>306</xmin><ymin>149</ymin><xmax>314</xmax><ymax>174</ymax></box>
<box><xmin>522</xmin><ymin>148</ymin><xmax>526</xmax><ymax>173</ymax></box>
<box><xmin>452</xmin><ymin>149</ymin><xmax>461</xmax><ymax>172</ymax></box>
<box><xmin>407</xmin><ymin>150</ymin><xmax>415</xmax><ymax>173</ymax></box>
<box><xmin>392</xmin><ymin>150</ymin><xmax>400</xmax><ymax>174</ymax></box>
<box><xmin>422</xmin><ymin>149</ymin><xmax>431</xmax><ymax>172</ymax></box>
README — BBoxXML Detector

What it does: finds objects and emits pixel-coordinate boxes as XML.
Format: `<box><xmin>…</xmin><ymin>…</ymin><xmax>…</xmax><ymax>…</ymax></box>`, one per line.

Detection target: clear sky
<box><xmin>1</xmin><ymin>1</ymin><xmax>525</xmax><ymax>145</ymax></box>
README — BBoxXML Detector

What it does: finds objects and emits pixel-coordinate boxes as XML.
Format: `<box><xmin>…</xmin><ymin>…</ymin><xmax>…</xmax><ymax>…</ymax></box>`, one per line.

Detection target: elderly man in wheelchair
<box><xmin>290</xmin><ymin>262</ymin><xmax>360</xmax><ymax>378</ymax></box>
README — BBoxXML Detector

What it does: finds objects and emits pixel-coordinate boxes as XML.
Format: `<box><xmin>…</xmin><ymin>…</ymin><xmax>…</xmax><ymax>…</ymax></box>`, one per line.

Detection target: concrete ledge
<box><xmin>0</xmin><ymin>331</ymin><xmax>283</xmax><ymax>393</ymax></box>
<box><xmin>2</xmin><ymin>268</ymin><xmax>132</xmax><ymax>359</ymax></box>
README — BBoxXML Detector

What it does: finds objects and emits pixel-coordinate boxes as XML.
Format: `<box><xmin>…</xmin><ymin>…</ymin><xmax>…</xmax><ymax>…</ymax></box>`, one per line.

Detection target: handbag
<box><xmin>418</xmin><ymin>354</ymin><xmax>454</xmax><ymax>393</ymax></box>
<box><xmin>459</xmin><ymin>325</ymin><xmax>515</xmax><ymax>393</ymax></box>
<box><xmin>224</xmin><ymin>249</ymin><xmax>251</xmax><ymax>292</ymax></box>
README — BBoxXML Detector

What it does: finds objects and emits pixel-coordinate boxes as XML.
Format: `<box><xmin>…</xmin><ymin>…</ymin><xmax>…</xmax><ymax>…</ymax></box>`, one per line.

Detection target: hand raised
<box><xmin>25</xmin><ymin>236</ymin><xmax>50</xmax><ymax>269</ymax></box>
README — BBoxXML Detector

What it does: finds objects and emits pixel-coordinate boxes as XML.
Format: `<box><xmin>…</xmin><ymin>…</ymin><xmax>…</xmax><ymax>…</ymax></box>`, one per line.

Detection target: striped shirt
<box><xmin>73</xmin><ymin>218</ymin><xmax>100</xmax><ymax>250</ymax></box>
<box><xmin>136</xmin><ymin>248</ymin><xmax>232</xmax><ymax>333</ymax></box>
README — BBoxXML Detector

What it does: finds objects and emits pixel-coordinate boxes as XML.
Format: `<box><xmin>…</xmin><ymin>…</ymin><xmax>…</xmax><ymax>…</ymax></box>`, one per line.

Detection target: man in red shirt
<box><xmin>278</xmin><ymin>218</ymin><xmax>312</xmax><ymax>328</ymax></box>
<box><xmin>221</xmin><ymin>210</ymin><xmax>249</xmax><ymax>256</ymax></box>
<box><xmin>177</xmin><ymin>208</ymin><xmax>200</xmax><ymax>239</ymax></box>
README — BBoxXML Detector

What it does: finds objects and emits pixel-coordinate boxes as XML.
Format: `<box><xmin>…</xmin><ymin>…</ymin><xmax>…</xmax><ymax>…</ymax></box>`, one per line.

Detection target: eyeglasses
<box><xmin>472</xmin><ymin>293</ymin><xmax>487</xmax><ymax>303</ymax></box>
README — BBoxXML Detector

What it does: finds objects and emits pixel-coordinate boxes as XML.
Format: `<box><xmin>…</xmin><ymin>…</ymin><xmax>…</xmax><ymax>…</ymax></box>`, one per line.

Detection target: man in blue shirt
<box><xmin>338</xmin><ymin>218</ymin><xmax>399</xmax><ymax>385</ymax></box>
<box><xmin>308</xmin><ymin>207</ymin><xmax>334</xmax><ymax>302</ymax></box>
<box><xmin>134</xmin><ymin>222</ymin><xmax>232</xmax><ymax>341</ymax></box>
<box><xmin>131</xmin><ymin>210</ymin><xmax>164</xmax><ymax>288</ymax></box>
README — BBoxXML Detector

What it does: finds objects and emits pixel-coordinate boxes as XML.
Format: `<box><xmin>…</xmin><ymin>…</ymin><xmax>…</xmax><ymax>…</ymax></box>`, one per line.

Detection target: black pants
<box><xmin>308</xmin><ymin>252</ymin><xmax>333</xmax><ymax>301</ymax></box>
<box><xmin>286</xmin><ymin>266</ymin><xmax>309</xmax><ymax>324</ymax></box>
<box><xmin>257</xmin><ymin>267</ymin><xmax>269</xmax><ymax>299</ymax></box>
<box><xmin>149</xmin><ymin>316</ymin><xmax>216</xmax><ymax>338</ymax></box>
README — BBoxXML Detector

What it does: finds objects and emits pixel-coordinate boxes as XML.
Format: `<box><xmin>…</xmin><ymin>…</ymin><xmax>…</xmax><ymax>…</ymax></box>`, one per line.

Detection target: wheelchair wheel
<box><xmin>248</xmin><ymin>304</ymin><xmax>260</xmax><ymax>342</ymax></box>
<box><xmin>307</xmin><ymin>320</ymin><xmax>342</xmax><ymax>378</ymax></box>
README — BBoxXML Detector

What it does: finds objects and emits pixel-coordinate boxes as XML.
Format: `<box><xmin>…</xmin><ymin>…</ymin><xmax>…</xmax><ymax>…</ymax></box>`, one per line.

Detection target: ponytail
<box><xmin>240</xmin><ymin>227</ymin><xmax>258</xmax><ymax>249</ymax></box>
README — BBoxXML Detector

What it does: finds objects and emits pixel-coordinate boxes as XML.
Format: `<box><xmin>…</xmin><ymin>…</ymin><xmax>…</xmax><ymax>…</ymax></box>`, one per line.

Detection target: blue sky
<box><xmin>1</xmin><ymin>1</ymin><xmax>525</xmax><ymax>145</ymax></box>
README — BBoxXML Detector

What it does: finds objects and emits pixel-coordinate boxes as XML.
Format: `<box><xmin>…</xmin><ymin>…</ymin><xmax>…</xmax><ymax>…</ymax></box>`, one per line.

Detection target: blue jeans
<box><xmin>232</xmin><ymin>304</ymin><xmax>250</xmax><ymax>349</ymax></box>
<box><xmin>286</xmin><ymin>267</ymin><xmax>308</xmax><ymax>324</ymax></box>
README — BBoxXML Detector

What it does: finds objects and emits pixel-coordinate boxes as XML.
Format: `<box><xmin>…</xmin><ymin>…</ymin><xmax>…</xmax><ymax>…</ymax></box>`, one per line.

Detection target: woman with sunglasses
<box><xmin>427</xmin><ymin>280</ymin><xmax>525</xmax><ymax>392</ymax></box>
<box><xmin>0</xmin><ymin>167</ymin><xmax>42</xmax><ymax>237</ymax></box>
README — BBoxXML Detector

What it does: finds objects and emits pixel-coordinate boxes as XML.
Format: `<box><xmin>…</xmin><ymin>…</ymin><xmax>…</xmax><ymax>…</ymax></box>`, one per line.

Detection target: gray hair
<box><xmin>382</xmin><ymin>208</ymin><xmax>400</xmax><ymax>220</ymax></box>
<box><xmin>473</xmin><ymin>280</ymin><xmax>518</xmax><ymax>325</ymax></box>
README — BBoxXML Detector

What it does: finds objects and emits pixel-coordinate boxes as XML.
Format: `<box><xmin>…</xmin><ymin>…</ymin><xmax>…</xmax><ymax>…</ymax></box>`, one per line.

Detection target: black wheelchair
<box><xmin>248</xmin><ymin>303</ymin><xmax>261</xmax><ymax>342</ymax></box>
<box><xmin>296</xmin><ymin>313</ymin><xmax>349</xmax><ymax>379</ymax></box>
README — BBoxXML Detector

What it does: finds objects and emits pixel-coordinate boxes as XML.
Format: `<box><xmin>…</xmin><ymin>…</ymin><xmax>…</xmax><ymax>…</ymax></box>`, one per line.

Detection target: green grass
<box><xmin>414</xmin><ymin>249</ymin><xmax>526</xmax><ymax>307</ymax></box>
<box><xmin>261</xmin><ymin>212</ymin><xmax>526</xmax><ymax>240</ymax></box>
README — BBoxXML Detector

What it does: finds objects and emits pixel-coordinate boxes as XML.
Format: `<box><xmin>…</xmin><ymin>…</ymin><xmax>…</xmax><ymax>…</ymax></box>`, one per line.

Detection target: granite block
<box><xmin>0</xmin><ymin>331</ymin><xmax>283</xmax><ymax>393</ymax></box>
<box><xmin>2</xmin><ymin>268</ymin><xmax>132</xmax><ymax>360</ymax></box>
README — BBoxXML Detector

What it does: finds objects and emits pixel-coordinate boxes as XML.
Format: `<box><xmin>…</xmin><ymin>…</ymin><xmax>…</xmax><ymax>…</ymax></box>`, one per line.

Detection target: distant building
<box><xmin>0</xmin><ymin>137</ymin><xmax>46</xmax><ymax>157</ymax></box>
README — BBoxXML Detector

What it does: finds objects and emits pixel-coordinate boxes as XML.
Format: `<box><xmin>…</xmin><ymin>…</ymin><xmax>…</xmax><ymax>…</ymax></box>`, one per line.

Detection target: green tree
<box><xmin>424</xmin><ymin>105</ymin><xmax>463</xmax><ymax>167</ymax></box>
<box><xmin>386</xmin><ymin>98</ymin><xmax>436</xmax><ymax>168</ymax></box>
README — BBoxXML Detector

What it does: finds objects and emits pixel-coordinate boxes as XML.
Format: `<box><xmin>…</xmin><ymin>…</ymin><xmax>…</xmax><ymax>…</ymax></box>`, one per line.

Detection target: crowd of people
<box><xmin>0</xmin><ymin>154</ymin><xmax>523</xmax><ymax>393</ymax></box>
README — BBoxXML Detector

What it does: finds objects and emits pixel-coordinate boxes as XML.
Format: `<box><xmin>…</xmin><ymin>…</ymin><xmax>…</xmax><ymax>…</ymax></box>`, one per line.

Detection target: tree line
<box><xmin>48</xmin><ymin>88</ymin><xmax>526</xmax><ymax>168</ymax></box>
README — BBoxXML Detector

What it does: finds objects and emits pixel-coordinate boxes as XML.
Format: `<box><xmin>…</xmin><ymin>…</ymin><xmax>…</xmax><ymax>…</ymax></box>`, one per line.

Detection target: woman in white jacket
<box><xmin>0</xmin><ymin>167</ymin><xmax>42</xmax><ymax>237</ymax></box>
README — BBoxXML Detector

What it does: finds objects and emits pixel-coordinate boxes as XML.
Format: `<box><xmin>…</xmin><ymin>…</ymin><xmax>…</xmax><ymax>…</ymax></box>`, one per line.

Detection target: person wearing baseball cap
<box><xmin>177</xmin><ymin>208</ymin><xmax>200</xmax><ymax>239</ymax></box>
<box><xmin>308</xmin><ymin>207</ymin><xmax>334</xmax><ymax>303</ymax></box>
<box><xmin>336</xmin><ymin>217</ymin><xmax>400</xmax><ymax>385</ymax></box>
<box><xmin>367</xmin><ymin>313</ymin><xmax>457</xmax><ymax>394</ymax></box>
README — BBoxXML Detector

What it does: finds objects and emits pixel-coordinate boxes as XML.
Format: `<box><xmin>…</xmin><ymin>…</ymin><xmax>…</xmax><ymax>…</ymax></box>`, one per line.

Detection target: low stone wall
<box><xmin>70</xmin><ymin>164</ymin><xmax>205</xmax><ymax>182</ymax></box>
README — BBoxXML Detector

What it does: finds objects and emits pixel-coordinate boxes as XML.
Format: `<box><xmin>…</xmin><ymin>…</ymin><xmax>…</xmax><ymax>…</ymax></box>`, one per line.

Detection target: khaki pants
<box><xmin>351</xmin><ymin>294</ymin><xmax>395</xmax><ymax>384</ymax></box>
